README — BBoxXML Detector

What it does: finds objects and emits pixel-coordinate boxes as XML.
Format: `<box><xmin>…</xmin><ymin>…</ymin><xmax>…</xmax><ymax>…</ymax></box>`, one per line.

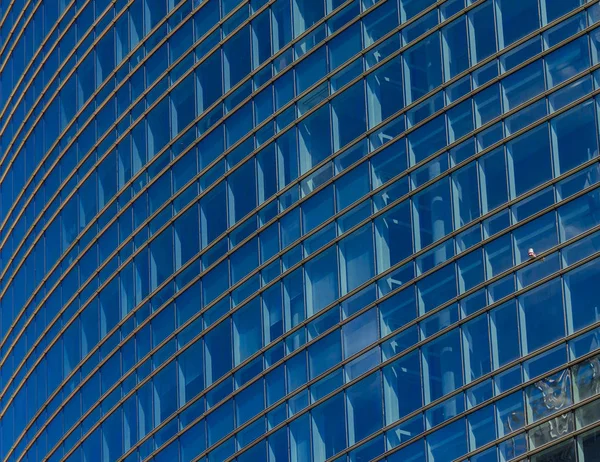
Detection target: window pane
<box><xmin>366</xmin><ymin>56</ymin><xmax>404</xmax><ymax>129</ymax></box>
<box><xmin>371</xmin><ymin>138</ymin><xmax>407</xmax><ymax>188</ymax></box>
<box><xmin>513</xmin><ymin>211</ymin><xmax>558</xmax><ymax>265</ymax></box>
<box><xmin>558</xmin><ymin>188</ymin><xmax>600</xmax><ymax>243</ymax></box>
<box><xmin>427</xmin><ymin>418</ymin><xmax>467</xmax><ymax>462</ymax></box>
<box><xmin>422</xmin><ymin>329</ymin><xmax>463</xmax><ymax>403</ymax></box>
<box><xmin>551</xmin><ymin>100</ymin><xmax>598</xmax><ymax>176</ymax></box>
<box><xmin>417</xmin><ymin>263</ymin><xmax>456</xmax><ymax>314</ymax></box>
<box><xmin>474</xmin><ymin>83</ymin><xmax>502</xmax><ymax>128</ymax></box>
<box><xmin>346</xmin><ymin>372</ymin><xmax>383</xmax><ymax>445</ymax></box>
<box><xmin>292</xmin><ymin>0</ymin><xmax>324</xmax><ymax>37</ymax></box>
<box><xmin>150</xmin><ymin>227</ymin><xmax>173</xmax><ymax>290</ymax></box>
<box><xmin>236</xmin><ymin>380</ymin><xmax>265</xmax><ymax>427</ymax></box>
<box><xmin>545</xmin><ymin>36</ymin><xmax>590</xmax><ymax>89</ymax></box>
<box><xmin>205</xmin><ymin>319</ymin><xmax>232</xmax><ymax>385</ymax></box>
<box><xmin>178</xmin><ymin>339</ymin><xmax>204</xmax><ymax>405</ymax></box>
<box><xmin>272</xmin><ymin>0</ymin><xmax>292</xmax><ymax>52</ymax></box>
<box><xmin>541</xmin><ymin>0</ymin><xmax>584</xmax><ymax>25</ymax></box>
<box><xmin>442</xmin><ymin>17</ymin><xmax>469</xmax><ymax>81</ymax></box>
<box><xmin>196</xmin><ymin>51</ymin><xmax>223</xmax><ymax>114</ymax></box>
<box><xmin>447</xmin><ymin>99</ymin><xmax>474</xmax><ymax>143</ymax></box>
<box><xmin>490</xmin><ymin>301</ymin><xmax>521</xmax><ymax>370</ymax></box>
<box><xmin>388</xmin><ymin>441</ymin><xmax>426</xmax><ymax>462</ymax></box>
<box><xmin>336</xmin><ymin>162</ymin><xmax>370</xmax><ymax>210</ymax></box>
<box><xmin>463</xmin><ymin>314</ymin><xmax>491</xmax><ymax>383</ymax></box>
<box><xmin>496</xmin><ymin>0</ymin><xmax>540</xmax><ymax>49</ymax></box>
<box><xmin>171</xmin><ymin>75</ymin><xmax>196</xmax><ymax>138</ymax></box>
<box><xmin>305</xmin><ymin>246</ymin><xmax>339</xmax><ymax>316</ymax></box>
<box><xmin>331</xmin><ymin>82</ymin><xmax>367</xmax><ymax>152</ymax></box>
<box><xmin>403</xmin><ymin>34</ymin><xmax>442</xmax><ymax>104</ymax></box>
<box><xmin>174</xmin><ymin>206</ymin><xmax>200</xmax><ymax>270</ymax></box>
<box><xmin>375</xmin><ymin>200</ymin><xmax>413</xmax><ymax>273</ymax></box>
<box><xmin>302</xmin><ymin>185</ymin><xmax>334</xmax><ymax>235</ymax></box>
<box><xmin>452</xmin><ymin>161</ymin><xmax>480</xmax><ymax>229</ymax></box>
<box><xmin>290</xmin><ymin>413</ymin><xmax>311</xmax><ymax>462</ymax></box>
<box><xmin>329</xmin><ymin>23</ymin><xmax>361</xmax><ymax>71</ymax></box>
<box><xmin>343</xmin><ymin>308</ymin><xmax>378</xmax><ymax>358</ymax></box>
<box><xmin>507</xmin><ymin>124</ymin><xmax>552</xmax><ymax>198</ymax></box>
<box><xmin>400</xmin><ymin>0</ymin><xmax>436</xmax><ymax>22</ymax></box>
<box><xmin>408</xmin><ymin>114</ymin><xmax>447</xmax><ymax>165</ymax></box>
<box><xmin>311</xmin><ymin>393</ymin><xmax>347</xmax><ymax>460</ymax></box>
<box><xmin>277</xmin><ymin>129</ymin><xmax>299</xmax><ymax>187</ymax></box>
<box><xmin>252</xmin><ymin>10</ymin><xmax>272</xmax><ymax>69</ymax></box>
<box><xmin>413</xmin><ymin>178</ymin><xmax>453</xmax><ymax>251</ymax></box>
<box><xmin>502</xmin><ymin>60</ymin><xmax>545</xmax><ymax>111</ymax></box>
<box><xmin>309</xmin><ymin>330</ymin><xmax>342</xmax><ymax>378</ymax></box>
<box><xmin>147</xmin><ymin>98</ymin><xmax>170</xmax><ymax>160</ymax></box>
<box><xmin>519</xmin><ymin>278</ymin><xmax>565</xmax><ymax>354</ymax></box>
<box><xmin>468</xmin><ymin>2</ymin><xmax>497</xmax><ymax>64</ymax></box>
<box><xmin>223</xmin><ymin>26</ymin><xmax>251</xmax><ymax>91</ymax></box>
<box><xmin>339</xmin><ymin>225</ymin><xmax>375</xmax><ymax>296</ymax></box>
<box><xmin>233</xmin><ymin>298</ymin><xmax>262</xmax><ymax>365</ymax></box>
<box><xmin>284</xmin><ymin>268</ymin><xmax>305</xmax><ymax>331</ymax></box>
<box><xmin>468</xmin><ymin>405</ymin><xmax>496</xmax><ymax>451</ymax></box>
<box><xmin>564</xmin><ymin>258</ymin><xmax>600</xmax><ymax>334</ymax></box>
<box><xmin>152</xmin><ymin>363</ymin><xmax>178</xmax><ymax>428</ymax></box>
<box><xmin>228</xmin><ymin>159</ymin><xmax>257</xmax><ymax>225</ymax></box>
<box><xmin>479</xmin><ymin>147</ymin><xmax>508</xmax><ymax>214</ymax></box>
<box><xmin>383</xmin><ymin>351</ymin><xmax>422</xmax><ymax>425</ymax></box>
<box><xmin>299</xmin><ymin>105</ymin><xmax>332</xmax><ymax>174</ymax></box>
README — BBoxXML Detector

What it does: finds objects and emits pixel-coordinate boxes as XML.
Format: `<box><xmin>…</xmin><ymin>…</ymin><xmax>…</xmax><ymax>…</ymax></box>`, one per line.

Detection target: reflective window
<box><xmin>551</xmin><ymin>100</ymin><xmax>598</xmax><ymax>176</ymax></box>
<box><xmin>519</xmin><ymin>278</ymin><xmax>565</xmax><ymax>354</ymax></box>
<box><xmin>404</xmin><ymin>34</ymin><xmax>443</xmax><ymax>104</ymax></box>
<box><xmin>422</xmin><ymin>329</ymin><xmax>463</xmax><ymax>403</ymax></box>
<box><xmin>507</xmin><ymin>124</ymin><xmax>552</xmax><ymax>199</ymax></box>
<box><xmin>496</xmin><ymin>0</ymin><xmax>540</xmax><ymax>49</ymax></box>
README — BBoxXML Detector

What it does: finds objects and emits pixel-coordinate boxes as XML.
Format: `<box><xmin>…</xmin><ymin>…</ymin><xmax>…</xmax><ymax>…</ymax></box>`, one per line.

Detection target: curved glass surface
<box><xmin>2</xmin><ymin>0</ymin><xmax>600</xmax><ymax>461</ymax></box>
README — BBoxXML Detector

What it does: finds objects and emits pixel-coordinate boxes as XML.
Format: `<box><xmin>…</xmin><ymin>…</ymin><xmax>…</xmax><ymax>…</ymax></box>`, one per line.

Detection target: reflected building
<box><xmin>3</xmin><ymin>0</ymin><xmax>600</xmax><ymax>461</ymax></box>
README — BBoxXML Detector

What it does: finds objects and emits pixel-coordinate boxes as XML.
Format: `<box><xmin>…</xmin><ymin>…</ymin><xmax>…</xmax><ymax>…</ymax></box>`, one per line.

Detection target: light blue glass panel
<box><xmin>311</xmin><ymin>393</ymin><xmax>346</xmax><ymax>460</ymax></box>
<box><xmin>468</xmin><ymin>1</ymin><xmax>497</xmax><ymax>64</ymax></box>
<box><xmin>427</xmin><ymin>418</ymin><xmax>467</xmax><ymax>461</ymax></box>
<box><xmin>412</xmin><ymin>178</ymin><xmax>453</xmax><ymax>251</ymax></box>
<box><xmin>305</xmin><ymin>246</ymin><xmax>339</xmax><ymax>316</ymax></box>
<box><xmin>403</xmin><ymin>34</ymin><xmax>443</xmax><ymax>104</ymax></box>
<box><xmin>366</xmin><ymin>56</ymin><xmax>404</xmax><ymax>129</ymax></box>
<box><xmin>346</xmin><ymin>372</ymin><xmax>383</xmax><ymax>445</ymax></box>
<box><xmin>422</xmin><ymin>328</ymin><xmax>463</xmax><ymax>403</ymax></box>
<box><xmin>551</xmin><ymin>100</ymin><xmax>598</xmax><ymax>176</ymax></box>
<box><xmin>442</xmin><ymin>16</ymin><xmax>469</xmax><ymax>81</ymax></box>
<box><xmin>507</xmin><ymin>124</ymin><xmax>552</xmax><ymax>199</ymax></box>
<box><xmin>519</xmin><ymin>278</ymin><xmax>565</xmax><ymax>354</ymax></box>
<box><xmin>496</xmin><ymin>0</ymin><xmax>540</xmax><ymax>49</ymax></box>
<box><xmin>339</xmin><ymin>225</ymin><xmax>375</xmax><ymax>296</ymax></box>
<box><xmin>374</xmin><ymin>200</ymin><xmax>413</xmax><ymax>273</ymax></box>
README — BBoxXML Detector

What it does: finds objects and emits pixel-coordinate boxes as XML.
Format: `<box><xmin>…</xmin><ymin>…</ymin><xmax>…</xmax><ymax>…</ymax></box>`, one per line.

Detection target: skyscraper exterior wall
<box><xmin>3</xmin><ymin>0</ymin><xmax>600</xmax><ymax>461</ymax></box>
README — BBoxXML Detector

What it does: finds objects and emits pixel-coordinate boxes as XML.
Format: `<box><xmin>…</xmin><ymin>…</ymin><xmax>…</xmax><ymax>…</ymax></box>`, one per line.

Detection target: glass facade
<box><xmin>2</xmin><ymin>0</ymin><xmax>600</xmax><ymax>461</ymax></box>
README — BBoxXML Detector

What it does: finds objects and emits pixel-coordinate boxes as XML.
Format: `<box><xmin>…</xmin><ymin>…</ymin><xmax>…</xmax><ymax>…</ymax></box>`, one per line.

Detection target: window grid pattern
<box><xmin>2</xmin><ymin>0</ymin><xmax>600</xmax><ymax>461</ymax></box>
